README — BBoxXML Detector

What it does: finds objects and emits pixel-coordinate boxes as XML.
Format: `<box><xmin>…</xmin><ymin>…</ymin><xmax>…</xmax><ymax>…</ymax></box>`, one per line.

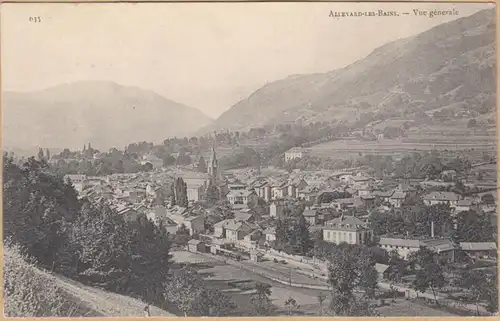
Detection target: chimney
<box><xmin>431</xmin><ymin>221</ymin><xmax>435</xmax><ymax>238</ymax></box>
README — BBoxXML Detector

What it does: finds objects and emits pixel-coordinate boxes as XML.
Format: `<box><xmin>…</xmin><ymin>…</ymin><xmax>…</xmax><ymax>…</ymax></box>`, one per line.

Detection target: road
<box><xmin>201</xmin><ymin>251</ymin><xmax>493</xmax><ymax>315</ymax></box>
<box><xmin>53</xmin><ymin>274</ymin><xmax>176</xmax><ymax>317</ymax></box>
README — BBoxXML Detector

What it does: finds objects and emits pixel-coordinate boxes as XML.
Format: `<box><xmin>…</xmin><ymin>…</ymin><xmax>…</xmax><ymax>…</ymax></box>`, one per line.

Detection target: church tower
<box><xmin>208</xmin><ymin>131</ymin><xmax>218</xmax><ymax>181</ymax></box>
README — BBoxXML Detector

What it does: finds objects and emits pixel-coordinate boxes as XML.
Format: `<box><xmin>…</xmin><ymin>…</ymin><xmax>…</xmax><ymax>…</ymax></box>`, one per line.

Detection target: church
<box><xmin>205</xmin><ymin>133</ymin><xmax>228</xmax><ymax>200</ymax></box>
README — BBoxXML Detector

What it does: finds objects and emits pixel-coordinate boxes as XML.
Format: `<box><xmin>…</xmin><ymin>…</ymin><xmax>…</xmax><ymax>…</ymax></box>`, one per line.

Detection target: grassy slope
<box><xmin>3</xmin><ymin>245</ymin><xmax>176</xmax><ymax>317</ymax></box>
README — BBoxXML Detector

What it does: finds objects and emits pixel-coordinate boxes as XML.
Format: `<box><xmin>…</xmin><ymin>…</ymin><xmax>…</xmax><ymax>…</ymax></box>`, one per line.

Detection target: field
<box><xmin>308</xmin><ymin>138</ymin><xmax>496</xmax><ymax>161</ymax></box>
<box><xmin>171</xmin><ymin>251</ymin><xmax>458</xmax><ymax>316</ymax></box>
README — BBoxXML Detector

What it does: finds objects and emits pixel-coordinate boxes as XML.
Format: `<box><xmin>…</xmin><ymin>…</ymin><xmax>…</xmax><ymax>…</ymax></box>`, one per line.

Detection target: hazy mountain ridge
<box><xmin>204</xmin><ymin>8</ymin><xmax>496</xmax><ymax>133</ymax></box>
<box><xmin>3</xmin><ymin>81</ymin><xmax>213</xmax><ymax>151</ymax></box>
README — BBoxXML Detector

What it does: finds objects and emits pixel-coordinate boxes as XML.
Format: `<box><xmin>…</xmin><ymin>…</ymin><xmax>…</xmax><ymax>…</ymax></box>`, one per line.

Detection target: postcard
<box><xmin>1</xmin><ymin>1</ymin><xmax>497</xmax><ymax>317</ymax></box>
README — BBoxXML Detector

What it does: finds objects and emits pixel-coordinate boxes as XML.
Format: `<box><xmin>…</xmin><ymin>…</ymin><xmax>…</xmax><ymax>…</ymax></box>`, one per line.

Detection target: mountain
<box><xmin>3</xmin><ymin>81</ymin><xmax>213</xmax><ymax>151</ymax></box>
<box><xmin>204</xmin><ymin>9</ymin><xmax>496</xmax><ymax>133</ymax></box>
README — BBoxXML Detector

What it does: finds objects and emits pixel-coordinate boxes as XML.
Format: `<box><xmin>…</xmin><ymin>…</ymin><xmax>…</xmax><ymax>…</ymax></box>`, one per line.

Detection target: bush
<box><xmin>3</xmin><ymin>242</ymin><xmax>86</xmax><ymax>317</ymax></box>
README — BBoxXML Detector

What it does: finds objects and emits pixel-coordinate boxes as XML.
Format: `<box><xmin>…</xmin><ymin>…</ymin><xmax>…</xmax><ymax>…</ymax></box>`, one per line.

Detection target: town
<box><xmin>2</xmin><ymin>3</ymin><xmax>497</xmax><ymax>318</ymax></box>
<box><xmin>9</xmin><ymin>128</ymin><xmax>493</xmax><ymax>317</ymax></box>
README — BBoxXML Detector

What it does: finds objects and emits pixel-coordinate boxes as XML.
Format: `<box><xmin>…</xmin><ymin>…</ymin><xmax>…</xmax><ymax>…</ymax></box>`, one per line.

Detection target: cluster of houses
<box><xmin>64</xmin><ymin>144</ymin><xmax>497</xmax><ymax>268</ymax></box>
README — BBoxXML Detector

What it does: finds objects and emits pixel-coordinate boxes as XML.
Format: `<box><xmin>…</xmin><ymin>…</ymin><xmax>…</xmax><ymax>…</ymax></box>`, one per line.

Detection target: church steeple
<box><xmin>208</xmin><ymin>131</ymin><xmax>218</xmax><ymax>181</ymax></box>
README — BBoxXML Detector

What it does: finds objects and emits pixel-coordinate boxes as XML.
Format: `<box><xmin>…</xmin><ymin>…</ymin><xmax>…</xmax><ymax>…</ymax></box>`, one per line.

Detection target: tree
<box><xmin>128</xmin><ymin>216</ymin><xmax>172</xmax><ymax>302</ymax></box>
<box><xmin>165</xmin><ymin>267</ymin><xmax>204</xmax><ymax>316</ymax></box>
<box><xmin>454</xmin><ymin>269</ymin><xmax>497</xmax><ymax>315</ymax></box>
<box><xmin>275</xmin><ymin>219</ymin><xmax>290</xmax><ymax>250</ymax></box>
<box><xmin>386</xmin><ymin>250</ymin><xmax>407</xmax><ymax>283</ymax></box>
<box><xmin>174</xmin><ymin>177</ymin><xmax>188</xmax><ymax>208</ymax></box>
<box><xmin>195</xmin><ymin>288</ymin><xmax>237</xmax><ymax>316</ymax></box>
<box><xmin>481</xmin><ymin>193</ymin><xmax>495</xmax><ymax>205</ymax></box>
<box><xmin>45</xmin><ymin>149</ymin><xmax>51</xmax><ymax>160</ymax></box>
<box><xmin>169</xmin><ymin>183</ymin><xmax>176</xmax><ymax>206</ymax></box>
<box><xmin>197</xmin><ymin>156</ymin><xmax>207</xmax><ymax>173</ymax></box>
<box><xmin>410</xmin><ymin>247</ymin><xmax>445</xmax><ymax>304</ymax></box>
<box><xmin>294</xmin><ymin>215</ymin><xmax>313</xmax><ymax>256</ymax></box>
<box><xmin>467</xmin><ymin>118</ymin><xmax>477</xmax><ymax>128</ymax></box>
<box><xmin>142</xmin><ymin>162</ymin><xmax>153</xmax><ymax>172</ymax></box>
<box><xmin>72</xmin><ymin>200</ymin><xmax>132</xmax><ymax>291</ymax></box>
<box><xmin>317</xmin><ymin>292</ymin><xmax>327</xmax><ymax>315</ymax></box>
<box><xmin>205</xmin><ymin>180</ymin><xmax>220</xmax><ymax>205</ymax></box>
<box><xmin>37</xmin><ymin>148</ymin><xmax>44</xmax><ymax>161</ymax></box>
<box><xmin>284</xmin><ymin>297</ymin><xmax>299</xmax><ymax>315</ymax></box>
<box><xmin>3</xmin><ymin>156</ymin><xmax>80</xmax><ymax>276</ymax></box>
<box><xmin>176</xmin><ymin>149</ymin><xmax>191</xmax><ymax>165</ymax></box>
<box><xmin>174</xmin><ymin>224</ymin><xmax>191</xmax><ymax>246</ymax></box>
<box><xmin>452</xmin><ymin>210</ymin><xmax>496</xmax><ymax>243</ymax></box>
<box><xmin>163</xmin><ymin>154</ymin><xmax>176</xmax><ymax>167</ymax></box>
<box><xmin>250</xmin><ymin>282</ymin><xmax>274</xmax><ymax>316</ymax></box>
<box><xmin>326</xmin><ymin>244</ymin><xmax>378</xmax><ymax>315</ymax></box>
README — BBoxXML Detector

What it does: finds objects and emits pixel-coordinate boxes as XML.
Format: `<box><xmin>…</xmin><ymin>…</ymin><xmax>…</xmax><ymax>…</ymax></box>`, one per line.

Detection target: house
<box><xmin>167</xmin><ymin>209</ymin><xmax>204</xmax><ymax>235</ymax></box>
<box><xmin>289</xmin><ymin>178</ymin><xmax>308</xmax><ymax>198</ymax></box>
<box><xmin>454</xmin><ymin>199</ymin><xmax>478</xmax><ymax>213</ymax></box>
<box><xmin>213</xmin><ymin>219</ymin><xmax>254</xmax><ymax>241</ymax></box>
<box><xmin>389</xmin><ymin>192</ymin><xmax>407</xmax><ymax>208</ymax></box>
<box><xmin>87</xmin><ymin>176</ymin><xmax>105</xmax><ymax>187</ymax></box>
<box><xmin>187</xmin><ymin>181</ymin><xmax>205</xmax><ymax>202</ymax></box>
<box><xmin>184</xmin><ymin>216</ymin><xmax>205</xmax><ymax>235</ymax></box>
<box><xmin>140</xmin><ymin>154</ymin><xmax>163</xmax><ymax>169</ymax></box>
<box><xmin>116</xmin><ymin>205</ymin><xmax>141</xmax><ymax>222</ymax></box>
<box><xmin>233</xmin><ymin>210</ymin><xmax>255</xmax><ymax>223</ymax></box>
<box><xmin>360</xmin><ymin>195</ymin><xmax>376</xmax><ymax>207</ymax></box>
<box><xmin>460</xmin><ymin>242</ymin><xmax>497</xmax><ymax>260</ymax></box>
<box><xmin>64</xmin><ymin>174</ymin><xmax>88</xmax><ymax>193</ymax></box>
<box><xmin>441</xmin><ymin>170</ymin><xmax>457</xmax><ymax>181</ymax></box>
<box><xmin>227</xmin><ymin>190</ymin><xmax>258</xmax><ymax>208</ymax></box>
<box><xmin>302</xmin><ymin>208</ymin><xmax>318</xmax><ymax>226</ymax></box>
<box><xmin>127</xmin><ymin>188</ymin><xmax>147</xmax><ymax>203</ymax></box>
<box><xmin>146</xmin><ymin>207</ymin><xmax>178</xmax><ymax>233</ymax></box>
<box><xmin>187</xmin><ymin>239</ymin><xmax>206</xmax><ymax>253</ymax></box>
<box><xmin>323</xmin><ymin>215</ymin><xmax>373</xmax><ymax>245</ymax></box>
<box><xmin>264</xmin><ymin>227</ymin><xmax>277</xmax><ymax>243</ymax></box>
<box><xmin>183</xmin><ymin>173</ymin><xmax>211</xmax><ymax>191</ymax></box>
<box><xmin>228</xmin><ymin>183</ymin><xmax>247</xmax><ymax>191</ymax></box>
<box><xmin>254</xmin><ymin>181</ymin><xmax>272</xmax><ymax>201</ymax></box>
<box><xmin>250</xmin><ymin>250</ymin><xmax>265</xmax><ymax>262</ymax></box>
<box><xmin>420</xmin><ymin>239</ymin><xmax>457</xmax><ymax>263</ymax></box>
<box><xmin>379</xmin><ymin>237</ymin><xmax>457</xmax><ymax>262</ymax></box>
<box><xmin>375</xmin><ymin>263</ymin><xmax>390</xmax><ymax>281</ymax></box>
<box><xmin>285</xmin><ymin>147</ymin><xmax>307</xmax><ymax>161</ymax></box>
<box><xmin>423</xmin><ymin>192</ymin><xmax>460</xmax><ymax>207</ymax></box>
<box><xmin>271</xmin><ymin>182</ymin><xmax>288</xmax><ymax>200</ymax></box>
<box><xmin>339</xmin><ymin>174</ymin><xmax>354</xmax><ymax>184</ymax></box>
<box><xmin>378</xmin><ymin>237</ymin><xmax>421</xmax><ymax>260</ymax></box>
<box><xmin>331</xmin><ymin>198</ymin><xmax>364</xmax><ymax>211</ymax></box>
<box><xmin>240</xmin><ymin>230</ymin><xmax>264</xmax><ymax>250</ymax></box>
<box><xmin>394</xmin><ymin>183</ymin><xmax>417</xmax><ymax>198</ymax></box>
<box><xmin>357</xmin><ymin>185</ymin><xmax>373</xmax><ymax>197</ymax></box>
<box><xmin>269</xmin><ymin>200</ymin><xmax>286</xmax><ymax>219</ymax></box>
<box><xmin>350</xmin><ymin>174</ymin><xmax>375</xmax><ymax>185</ymax></box>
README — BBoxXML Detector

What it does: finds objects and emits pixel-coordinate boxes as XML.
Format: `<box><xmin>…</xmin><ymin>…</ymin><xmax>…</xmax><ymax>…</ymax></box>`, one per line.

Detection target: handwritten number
<box><xmin>29</xmin><ymin>16</ymin><xmax>41</xmax><ymax>23</ymax></box>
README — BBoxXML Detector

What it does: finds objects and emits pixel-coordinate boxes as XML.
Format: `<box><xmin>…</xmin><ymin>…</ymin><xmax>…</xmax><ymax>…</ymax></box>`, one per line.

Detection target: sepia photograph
<box><xmin>1</xmin><ymin>1</ymin><xmax>498</xmax><ymax>317</ymax></box>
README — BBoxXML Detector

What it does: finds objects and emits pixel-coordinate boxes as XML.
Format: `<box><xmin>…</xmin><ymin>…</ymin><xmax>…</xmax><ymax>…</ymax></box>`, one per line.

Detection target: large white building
<box><xmin>285</xmin><ymin>147</ymin><xmax>308</xmax><ymax>162</ymax></box>
<box><xmin>323</xmin><ymin>215</ymin><xmax>373</xmax><ymax>245</ymax></box>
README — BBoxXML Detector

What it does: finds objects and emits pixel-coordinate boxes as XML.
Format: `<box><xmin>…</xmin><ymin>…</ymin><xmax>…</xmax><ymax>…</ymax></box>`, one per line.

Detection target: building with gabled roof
<box><xmin>460</xmin><ymin>242</ymin><xmax>497</xmax><ymax>260</ymax></box>
<box><xmin>423</xmin><ymin>192</ymin><xmax>461</xmax><ymax>207</ymax></box>
<box><xmin>213</xmin><ymin>219</ymin><xmax>255</xmax><ymax>241</ymax></box>
<box><xmin>323</xmin><ymin>215</ymin><xmax>373</xmax><ymax>245</ymax></box>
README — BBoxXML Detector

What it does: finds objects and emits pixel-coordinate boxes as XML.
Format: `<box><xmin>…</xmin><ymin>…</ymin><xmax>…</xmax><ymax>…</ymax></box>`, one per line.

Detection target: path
<box><xmin>53</xmin><ymin>274</ymin><xmax>176</xmax><ymax>317</ymax></box>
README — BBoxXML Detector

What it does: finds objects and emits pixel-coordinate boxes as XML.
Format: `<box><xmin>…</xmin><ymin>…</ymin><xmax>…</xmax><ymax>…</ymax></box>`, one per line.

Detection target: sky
<box><xmin>1</xmin><ymin>2</ymin><xmax>494</xmax><ymax>119</ymax></box>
